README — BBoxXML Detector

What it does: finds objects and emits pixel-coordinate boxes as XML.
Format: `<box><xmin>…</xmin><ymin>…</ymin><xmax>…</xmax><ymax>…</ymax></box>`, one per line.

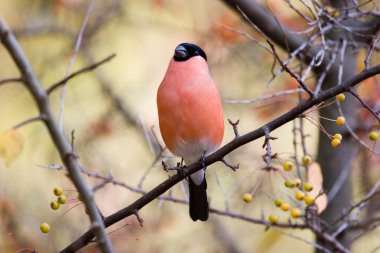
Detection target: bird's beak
<box><xmin>174</xmin><ymin>45</ymin><xmax>187</xmax><ymax>58</ymax></box>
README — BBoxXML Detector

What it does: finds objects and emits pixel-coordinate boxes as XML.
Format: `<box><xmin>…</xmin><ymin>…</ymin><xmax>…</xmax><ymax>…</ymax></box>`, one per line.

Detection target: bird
<box><xmin>157</xmin><ymin>43</ymin><xmax>224</xmax><ymax>221</ymax></box>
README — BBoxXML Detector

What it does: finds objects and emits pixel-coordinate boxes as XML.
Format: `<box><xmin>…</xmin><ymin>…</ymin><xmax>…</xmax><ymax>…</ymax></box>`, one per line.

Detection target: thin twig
<box><xmin>266</xmin><ymin>39</ymin><xmax>314</xmax><ymax>96</ymax></box>
<box><xmin>46</xmin><ymin>54</ymin><xmax>116</xmax><ymax>94</ymax></box>
<box><xmin>12</xmin><ymin>115</ymin><xmax>44</xmax><ymax>129</ymax></box>
<box><xmin>216</xmin><ymin>23</ymin><xmax>271</xmax><ymax>52</ymax></box>
<box><xmin>223</xmin><ymin>88</ymin><xmax>304</xmax><ymax>104</ymax></box>
<box><xmin>364</xmin><ymin>29</ymin><xmax>380</xmax><ymax>69</ymax></box>
<box><xmin>331</xmin><ymin>179</ymin><xmax>380</xmax><ymax>227</ymax></box>
<box><xmin>0</xmin><ymin>77</ymin><xmax>22</xmax><ymax>85</ymax></box>
<box><xmin>58</xmin><ymin>1</ymin><xmax>95</xmax><ymax>132</ymax></box>
<box><xmin>349</xmin><ymin>87</ymin><xmax>380</xmax><ymax>124</ymax></box>
<box><xmin>228</xmin><ymin>119</ymin><xmax>240</xmax><ymax>138</ymax></box>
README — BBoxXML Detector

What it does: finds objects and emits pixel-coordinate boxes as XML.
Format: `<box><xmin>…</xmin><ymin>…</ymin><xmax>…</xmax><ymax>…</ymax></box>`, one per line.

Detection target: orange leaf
<box><xmin>307</xmin><ymin>162</ymin><xmax>327</xmax><ymax>214</ymax></box>
<box><xmin>0</xmin><ymin>129</ymin><xmax>24</xmax><ymax>166</ymax></box>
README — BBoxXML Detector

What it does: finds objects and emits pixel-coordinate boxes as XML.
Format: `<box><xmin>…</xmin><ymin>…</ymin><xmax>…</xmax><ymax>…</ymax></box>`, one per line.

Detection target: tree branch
<box><xmin>0</xmin><ymin>77</ymin><xmax>22</xmax><ymax>85</ymax></box>
<box><xmin>0</xmin><ymin>18</ymin><xmax>114</xmax><ymax>253</ymax></box>
<box><xmin>46</xmin><ymin>53</ymin><xmax>116</xmax><ymax>94</ymax></box>
<box><xmin>221</xmin><ymin>0</ymin><xmax>332</xmax><ymax>72</ymax></box>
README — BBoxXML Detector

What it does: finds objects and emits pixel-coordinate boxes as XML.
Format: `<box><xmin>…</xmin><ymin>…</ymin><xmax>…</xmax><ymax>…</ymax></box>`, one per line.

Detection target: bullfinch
<box><xmin>157</xmin><ymin>43</ymin><xmax>224</xmax><ymax>221</ymax></box>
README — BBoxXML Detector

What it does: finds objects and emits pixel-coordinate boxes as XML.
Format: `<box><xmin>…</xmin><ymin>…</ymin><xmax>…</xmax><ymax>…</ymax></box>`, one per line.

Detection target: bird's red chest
<box><xmin>157</xmin><ymin>57</ymin><xmax>224</xmax><ymax>160</ymax></box>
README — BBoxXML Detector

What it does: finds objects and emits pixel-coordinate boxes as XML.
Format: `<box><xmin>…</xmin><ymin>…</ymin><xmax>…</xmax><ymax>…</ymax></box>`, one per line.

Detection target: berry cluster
<box><xmin>39</xmin><ymin>186</ymin><xmax>70</xmax><ymax>234</ymax></box>
<box><xmin>242</xmin><ymin>156</ymin><xmax>320</xmax><ymax>224</ymax></box>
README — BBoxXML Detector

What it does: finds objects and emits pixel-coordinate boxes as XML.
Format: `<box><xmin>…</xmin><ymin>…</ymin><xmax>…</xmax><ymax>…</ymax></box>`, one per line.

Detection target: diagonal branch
<box><xmin>0</xmin><ymin>18</ymin><xmax>114</xmax><ymax>253</ymax></box>
<box><xmin>349</xmin><ymin>87</ymin><xmax>380</xmax><ymax>124</ymax></box>
<box><xmin>12</xmin><ymin>115</ymin><xmax>44</xmax><ymax>129</ymax></box>
<box><xmin>221</xmin><ymin>0</ymin><xmax>333</xmax><ymax>73</ymax></box>
<box><xmin>266</xmin><ymin>38</ymin><xmax>314</xmax><ymax>96</ymax></box>
<box><xmin>46</xmin><ymin>54</ymin><xmax>116</xmax><ymax>94</ymax></box>
<box><xmin>62</xmin><ymin>62</ymin><xmax>380</xmax><ymax>252</ymax></box>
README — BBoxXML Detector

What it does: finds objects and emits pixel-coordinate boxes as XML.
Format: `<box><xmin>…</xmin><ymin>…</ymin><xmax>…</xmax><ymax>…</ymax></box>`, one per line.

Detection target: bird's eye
<box><xmin>174</xmin><ymin>49</ymin><xmax>187</xmax><ymax>58</ymax></box>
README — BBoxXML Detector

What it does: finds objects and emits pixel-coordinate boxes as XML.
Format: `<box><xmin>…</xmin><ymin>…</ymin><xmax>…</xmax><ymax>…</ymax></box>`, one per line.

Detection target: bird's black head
<box><xmin>173</xmin><ymin>43</ymin><xmax>207</xmax><ymax>62</ymax></box>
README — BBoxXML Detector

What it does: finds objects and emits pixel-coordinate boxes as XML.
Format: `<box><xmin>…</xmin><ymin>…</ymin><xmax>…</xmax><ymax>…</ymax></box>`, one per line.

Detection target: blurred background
<box><xmin>0</xmin><ymin>0</ymin><xmax>377</xmax><ymax>252</ymax></box>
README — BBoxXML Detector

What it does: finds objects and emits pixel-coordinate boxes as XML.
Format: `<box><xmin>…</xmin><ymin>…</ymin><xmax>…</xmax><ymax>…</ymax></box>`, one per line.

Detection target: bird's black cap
<box><xmin>173</xmin><ymin>43</ymin><xmax>207</xmax><ymax>62</ymax></box>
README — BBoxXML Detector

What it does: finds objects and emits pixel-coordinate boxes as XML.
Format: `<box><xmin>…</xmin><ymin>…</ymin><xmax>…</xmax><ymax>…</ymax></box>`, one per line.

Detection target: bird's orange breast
<box><xmin>157</xmin><ymin>57</ymin><xmax>224</xmax><ymax>161</ymax></box>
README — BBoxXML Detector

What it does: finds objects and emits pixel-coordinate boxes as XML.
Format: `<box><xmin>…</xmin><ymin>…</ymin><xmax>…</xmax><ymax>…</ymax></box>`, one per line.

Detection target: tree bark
<box><xmin>316</xmin><ymin>49</ymin><xmax>358</xmax><ymax>251</ymax></box>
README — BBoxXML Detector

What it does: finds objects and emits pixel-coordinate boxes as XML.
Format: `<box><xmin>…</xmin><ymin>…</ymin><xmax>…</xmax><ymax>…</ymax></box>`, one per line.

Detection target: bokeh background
<box><xmin>0</xmin><ymin>1</ymin><xmax>378</xmax><ymax>252</ymax></box>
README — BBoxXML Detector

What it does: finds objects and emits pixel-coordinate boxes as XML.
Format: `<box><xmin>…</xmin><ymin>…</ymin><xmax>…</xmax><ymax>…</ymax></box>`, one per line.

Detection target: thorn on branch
<box><xmin>220</xmin><ymin>158</ymin><xmax>239</xmax><ymax>171</ymax></box>
<box><xmin>134</xmin><ymin>211</ymin><xmax>144</xmax><ymax>227</ymax></box>
<box><xmin>228</xmin><ymin>119</ymin><xmax>240</xmax><ymax>138</ymax></box>
<box><xmin>71</xmin><ymin>130</ymin><xmax>76</xmax><ymax>152</ymax></box>
<box><xmin>262</xmin><ymin>127</ymin><xmax>277</xmax><ymax>167</ymax></box>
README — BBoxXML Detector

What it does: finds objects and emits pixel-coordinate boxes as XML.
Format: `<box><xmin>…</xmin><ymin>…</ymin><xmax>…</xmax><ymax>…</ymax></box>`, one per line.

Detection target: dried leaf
<box><xmin>307</xmin><ymin>162</ymin><xmax>327</xmax><ymax>214</ymax></box>
<box><xmin>0</xmin><ymin>129</ymin><xmax>24</xmax><ymax>166</ymax></box>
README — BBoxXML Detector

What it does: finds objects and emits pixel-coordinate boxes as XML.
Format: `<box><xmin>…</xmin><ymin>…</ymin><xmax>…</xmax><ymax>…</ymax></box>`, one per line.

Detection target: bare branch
<box><xmin>0</xmin><ymin>77</ymin><xmax>22</xmax><ymax>85</ymax></box>
<box><xmin>266</xmin><ymin>39</ymin><xmax>314</xmax><ymax>96</ymax></box>
<box><xmin>222</xmin><ymin>0</ymin><xmax>337</xmax><ymax>73</ymax></box>
<box><xmin>364</xmin><ymin>29</ymin><xmax>380</xmax><ymax>69</ymax></box>
<box><xmin>349</xmin><ymin>87</ymin><xmax>380</xmax><ymax>124</ymax></box>
<box><xmin>228</xmin><ymin>119</ymin><xmax>240</xmax><ymax>138</ymax></box>
<box><xmin>58</xmin><ymin>1</ymin><xmax>95</xmax><ymax>132</ymax></box>
<box><xmin>46</xmin><ymin>54</ymin><xmax>116</xmax><ymax>94</ymax></box>
<box><xmin>223</xmin><ymin>88</ymin><xmax>304</xmax><ymax>104</ymax></box>
<box><xmin>0</xmin><ymin>18</ymin><xmax>114</xmax><ymax>253</ymax></box>
<box><xmin>216</xmin><ymin>23</ymin><xmax>271</xmax><ymax>52</ymax></box>
<box><xmin>331</xmin><ymin>179</ymin><xmax>380</xmax><ymax>229</ymax></box>
<box><xmin>12</xmin><ymin>115</ymin><xmax>44</xmax><ymax>129</ymax></box>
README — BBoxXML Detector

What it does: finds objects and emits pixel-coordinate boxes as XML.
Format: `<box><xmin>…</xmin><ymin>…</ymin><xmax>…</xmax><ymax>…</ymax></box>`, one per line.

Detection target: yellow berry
<box><xmin>369</xmin><ymin>131</ymin><xmax>378</xmax><ymax>141</ymax></box>
<box><xmin>268</xmin><ymin>214</ymin><xmax>279</xmax><ymax>224</ymax></box>
<box><xmin>331</xmin><ymin>10</ymin><xmax>340</xmax><ymax>18</ymax></box>
<box><xmin>243</xmin><ymin>193</ymin><xmax>253</xmax><ymax>203</ymax></box>
<box><xmin>295</xmin><ymin>190</ymin><xmax>305</xmax><ymax>201</ymax></box>
<box><xmin>290</xmin><ymin>208</ymin><xmax>302</xmax><ymax>218</ymax></box>
<box><xmin>50</xmin><ymin>201</ymin><xmax>60</xmax><ymax>210</ymax></box>
<box><xmin>40</xmin><ymin>223</ymin><xmax>51</xmax><ymax>233</ymax></box>
<box><xmin>303</xmin><ymin>183</ymin><xmax>313</xmax><ymax>192</ymax></box>
<box><xmin>283</xmin><ymin>161</ymin><xmax>293</xmax><ymax>171</ymax></box>
<box><xmin>280</xmin><ymin>202</ymin><xmax>290</xmax><ymax>211</ymax></box>
<box><xmin>304</xmin><ymin>195</ymin><xmax>315</xmax><ymax>206</ymax></box>
<box><xmin>336</xmin><ymin>94</ymin><xmax>345</xmax><ymax>101</ymax></box>
<box><xmin>274</xmin><ymin>198</ymin><xmax>283</xmax><ymax>207</ymax></box>
<box><xmin>336</xmin><ymin>116</ymin><xmax>345</xmax><ymax>126</ymax></box>
<box><xmin>284</xmin><ymin>180</ymin><xmax>295</xmax><ymax>188</ymax></box>
<box><xmin>77</xmin><ymin>193</ymin><xmax>83</xmax><ymax>202</ymax></box>
<box><xmin>294</xmin><ymin>178</ymin><xmax>301</xmax><ymax>187</ymax></box>
<box><xmin>53</xmin><ymin>187</ymin><xmax>63</xmax><ymax>196</ymax></box>
<box><xmin>301</xmin><ymin>155</ymin><xmax>312</xmax><ymax>165</ymax></box>
<box><xmin>331</xmin><ymin>138</ymin><xmax>341</xmax><ymax>148</ymax></box>
<box><xmin>333</xmin><ymin>133</ymin><xmax>342</xmax><ymax>141</ymax></box>
<box><xmin>58</xmin><ymin>195</ymin><xmax>67</xmax><ymax>204</ymax></box>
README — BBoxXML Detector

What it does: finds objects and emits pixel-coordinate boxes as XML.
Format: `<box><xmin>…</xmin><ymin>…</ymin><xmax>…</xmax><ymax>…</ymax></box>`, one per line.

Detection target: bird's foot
<box><xmin>197</xmin><ymin>151</ymin><xmax>207</xmax><ymax>171</ymax></box>
<box><xmin>162</xmin><ymin>161</ymin><xmax>186</xmax><ymax>176</ymax></box>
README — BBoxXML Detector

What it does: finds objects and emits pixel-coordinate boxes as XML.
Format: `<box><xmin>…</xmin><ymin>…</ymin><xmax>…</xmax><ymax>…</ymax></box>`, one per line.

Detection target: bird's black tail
<box><xmin>188</xmin><ymin>177</ymin><xmax>209</xmax><ymax>221</ymax></box>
